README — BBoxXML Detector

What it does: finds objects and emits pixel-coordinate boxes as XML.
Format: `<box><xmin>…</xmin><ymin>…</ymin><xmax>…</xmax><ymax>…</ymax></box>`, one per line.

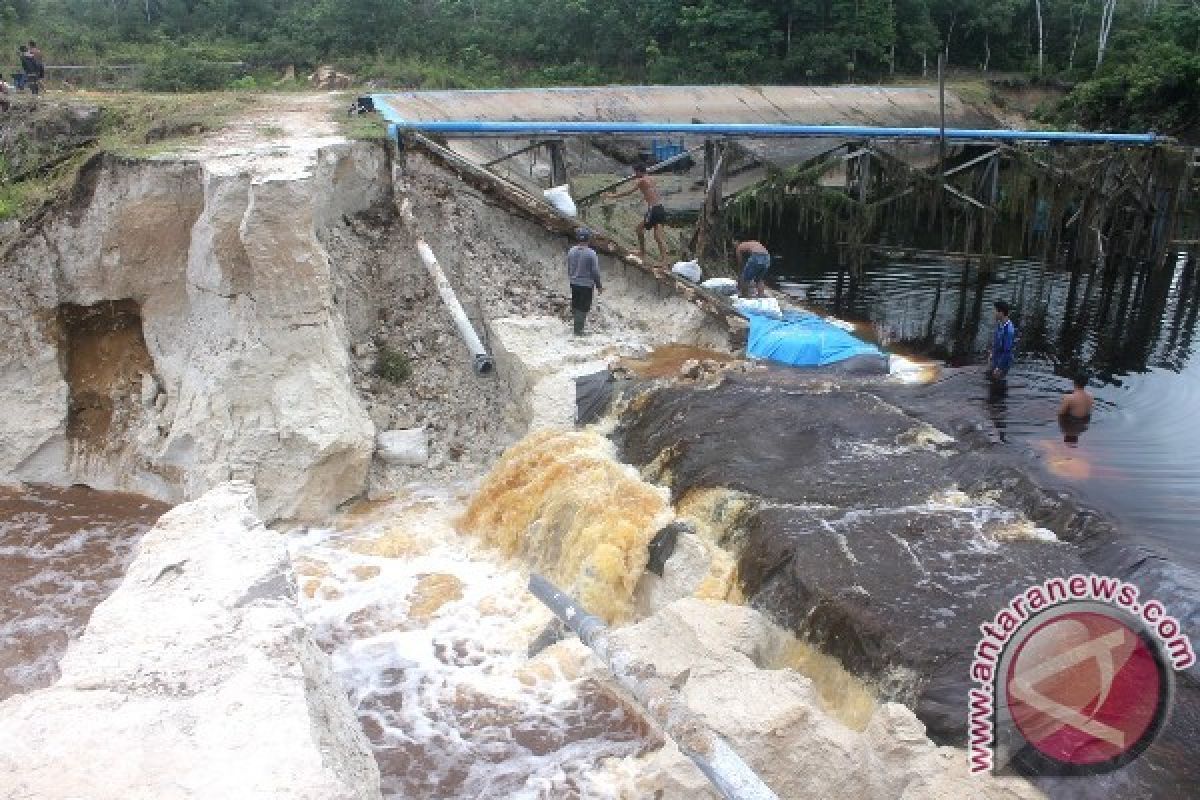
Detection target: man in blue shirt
<box><xmin>989</xmin><ymin>300</ymin><xmax>1016</xmax><ymax>381</ymax></box>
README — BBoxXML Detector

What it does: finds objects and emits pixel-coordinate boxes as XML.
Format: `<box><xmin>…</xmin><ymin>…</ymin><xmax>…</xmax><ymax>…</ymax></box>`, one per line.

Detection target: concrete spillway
<box><xmin>372</xmin><ymin>85</ymin><xmax>989</xmax><ymax>129</ymax></box>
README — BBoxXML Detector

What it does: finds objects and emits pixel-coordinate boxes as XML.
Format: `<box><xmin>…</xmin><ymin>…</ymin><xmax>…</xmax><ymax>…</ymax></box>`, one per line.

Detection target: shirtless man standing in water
<box><xmin>604</xmin><ymin>164</ymin><xmax>668</xmax><ymax>266</ymax></box>
<box><xmin>1058</xmin><ymin>373</ymin><xmax>1094</xmax><ymax>443</ymax></box>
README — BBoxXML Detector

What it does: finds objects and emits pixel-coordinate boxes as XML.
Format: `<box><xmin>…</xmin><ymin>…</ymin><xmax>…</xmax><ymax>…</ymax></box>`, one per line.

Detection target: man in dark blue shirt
<box><xmin>989</xmin><ymin>300</ymin><xmax>1016</xmax><ymax>381</ymax></box>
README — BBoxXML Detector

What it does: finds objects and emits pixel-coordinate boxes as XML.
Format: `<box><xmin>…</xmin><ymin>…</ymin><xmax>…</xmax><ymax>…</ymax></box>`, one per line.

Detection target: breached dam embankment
<box><xmin>3</xmin><ymin>92</ymin><xmax>1189</xmax><ymax>799</ymax></box>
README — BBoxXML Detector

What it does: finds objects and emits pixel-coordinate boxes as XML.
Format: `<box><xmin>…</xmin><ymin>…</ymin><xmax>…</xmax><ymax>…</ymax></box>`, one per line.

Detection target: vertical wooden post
<box><xmin>548</xmin><ymin>140</ymin><xmax>568</xmax><ymax>186</ymax></box>
<box><xmin>980</xmin><ymin>154</ymin><xmax>999</xmax><ymax>274</ymax></box>
<box><xmin>1159</xmin><ymin>147</ymin><xmax>1193</xmax><ymax>270</ymax></box>
<box><xmin>857</xmin><ymin>150</ymin><xmax>871</xmax><ymax>204</ymax></box>
<box><xmin>691</xmin><ymin>142</ymin><xmax>728</xmax><ymax>261</ymax></box>
<box><xmin>937</xmin><ymin>53</ymin><xmax>948</xmax><ymax>252</ymax></box>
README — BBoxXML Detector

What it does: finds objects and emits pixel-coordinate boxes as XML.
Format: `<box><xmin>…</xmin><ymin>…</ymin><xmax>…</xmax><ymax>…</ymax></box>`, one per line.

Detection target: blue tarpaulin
<box><xmin>747</xmin><ymin>310</ymin><xmax>889</xmax><ymax>372</ymax></box>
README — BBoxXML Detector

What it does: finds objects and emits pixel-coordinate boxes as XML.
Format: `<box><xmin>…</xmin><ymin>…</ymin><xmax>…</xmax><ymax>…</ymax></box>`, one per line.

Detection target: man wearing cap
<box><xmin>567</xmin><ymin>227</ymin><xmax>603</xmax><ymax>336</ymax></box>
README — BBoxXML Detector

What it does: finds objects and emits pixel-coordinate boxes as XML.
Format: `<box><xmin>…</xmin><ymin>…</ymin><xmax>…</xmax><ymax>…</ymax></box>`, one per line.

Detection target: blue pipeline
<box><xmin>369</xmin><ymin>94</ymin><xmax>1162</xmax><ymax>145</ymax></box>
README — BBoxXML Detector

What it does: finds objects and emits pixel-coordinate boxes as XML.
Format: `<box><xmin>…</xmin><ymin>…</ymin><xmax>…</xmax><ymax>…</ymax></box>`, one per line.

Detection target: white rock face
<box><xmin>592</xmin><ymin>598</ymin><xmax>1042</xmax><ymax>800</ymax></box>
<box><xmin>633</xmin><ymin>531</ymin><xmax>728</xmax><ymax>615</ymax></box>
<box><xmin>0</xmin><ymin>142</ymin><xmax>389</xmax><ymax>522</ymax></box>
<box><xmin>376</xmin><ymin>427</ymin><xmax>429</xmax><ymax>465</ymax></box>
<box><xmin>0</xmin><ymin>482</ymin><xmax>382</xmax><ymax>800</ymax></box>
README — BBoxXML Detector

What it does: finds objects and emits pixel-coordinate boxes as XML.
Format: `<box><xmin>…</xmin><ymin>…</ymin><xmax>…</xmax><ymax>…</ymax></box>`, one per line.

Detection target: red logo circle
<box><xmin>1004</xmin><ymin>610</ymin><xmax>1165</xmax><ymax>769</ymax></box>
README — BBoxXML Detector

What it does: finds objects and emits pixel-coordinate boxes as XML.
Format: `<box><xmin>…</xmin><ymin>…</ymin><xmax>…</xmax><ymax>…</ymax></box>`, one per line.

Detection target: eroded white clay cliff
<box><xmin>0</xmin><ymin>143</ymin><xmax>388</xmax><ymax>522</ymax></box>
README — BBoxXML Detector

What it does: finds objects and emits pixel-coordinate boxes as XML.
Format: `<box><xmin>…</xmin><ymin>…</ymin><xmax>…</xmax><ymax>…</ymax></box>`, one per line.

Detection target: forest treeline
<box><xmin>2</xmin><ymin>1</ymin><xmax>1198</xmax><ymax>134</ymax></box>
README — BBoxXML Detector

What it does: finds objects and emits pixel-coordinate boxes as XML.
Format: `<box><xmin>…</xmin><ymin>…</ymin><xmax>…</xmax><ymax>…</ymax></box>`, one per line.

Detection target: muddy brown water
<box><xmin>0</xmin><ymin>484</ymin><xmax>168</xmax><ymax>700</ymax></box>
<box><xmin>618</xmin><ymin>343</ymin><xmax>739</xmax><ymax>379</ymax></box>
<box><xmin>289</xmin><ymin>488</ymin><xmax>659</xmax><ymax>799</ymax></box>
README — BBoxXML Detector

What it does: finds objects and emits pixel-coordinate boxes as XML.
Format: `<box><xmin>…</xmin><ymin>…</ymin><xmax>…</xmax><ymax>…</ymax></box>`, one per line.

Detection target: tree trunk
<box><xmin>1068</xmin><ymin>8</ymin><xmax>1084</xmax><ymax>72</ymax></box>
<box><xmin>1035</xmin><ymin>0</ymin><xmax>1045</xmax><ymax>75</ymax></box>
<box><xmin>1097</xmin><ymin>0</ymin><xmax>1119</xmax><ymax>70</ymax></box>
<box><xmin>984</xmin><ymin>34</ymin><xmax>991</xmax><ymax>72</ymax></box>
<box><xmin>786</xmin><ymin>13</ymin><xmax>793</xmax><ymax>58</ymax></box>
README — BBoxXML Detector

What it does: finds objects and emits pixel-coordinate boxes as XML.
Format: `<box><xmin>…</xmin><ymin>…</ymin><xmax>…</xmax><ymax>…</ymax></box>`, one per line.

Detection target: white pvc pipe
<box><xmin>398</xmin><ymin>198</ymin><xmax>495</xmax><ymax>374</ymax></box>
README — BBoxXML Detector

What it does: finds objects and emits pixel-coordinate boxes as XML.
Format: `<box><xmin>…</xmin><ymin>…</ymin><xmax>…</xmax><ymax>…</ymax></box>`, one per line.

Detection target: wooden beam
<box><xmin>481</xmin><ymin>140</ymin><xmax>554</xmax><ymax>168</ymax></box>
<box><xmin>944</xmin><ymin>147</ymin><xmax>1003</xmax><ymax>178</ymax></box>
<box><xmin>869</xmin><ymin>186</ymin><xmax>916</xmax><ymax>208</ymax></box>
<box><xmin>943</xmin><ymin>184</ymin><xmax>987</xmax><ymax>210</ymax></box>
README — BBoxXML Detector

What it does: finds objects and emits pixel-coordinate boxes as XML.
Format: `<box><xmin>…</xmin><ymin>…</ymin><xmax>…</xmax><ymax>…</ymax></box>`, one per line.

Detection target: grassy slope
<box><xmin>1</xmin><ymin>91</ymin><xmax>259</xmax><ymax>220</ymax></box>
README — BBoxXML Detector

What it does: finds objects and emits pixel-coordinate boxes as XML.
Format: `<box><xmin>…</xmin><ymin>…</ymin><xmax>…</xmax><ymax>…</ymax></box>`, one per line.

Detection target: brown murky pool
<box><xmin>619</xmin><ymin>343</ymin><xmax>739</xmax><ymax>379</ymax></box>
<box><xmin>0</xmin><ymin>484</ymin><xmax>168</xmax><ymax>700</ymax></box>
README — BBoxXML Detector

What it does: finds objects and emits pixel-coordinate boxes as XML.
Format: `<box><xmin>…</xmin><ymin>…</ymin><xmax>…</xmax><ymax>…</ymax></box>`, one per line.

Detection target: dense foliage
<box><xmin>1</xmin><ymin>1</ymin><xmax>1198</xmax><ymax>133</ymax></box>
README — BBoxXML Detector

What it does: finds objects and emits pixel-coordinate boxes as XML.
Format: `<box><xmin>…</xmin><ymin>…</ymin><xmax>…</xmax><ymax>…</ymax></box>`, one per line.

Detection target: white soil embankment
<box><xmin>0</xmin><ymin>96</ymin><xmax>385</xmax><ymax>522</ymax></box>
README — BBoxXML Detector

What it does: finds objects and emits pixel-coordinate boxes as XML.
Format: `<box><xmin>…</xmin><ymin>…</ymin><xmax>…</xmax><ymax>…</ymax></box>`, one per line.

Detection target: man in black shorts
<box><xmin>567</xmin><ymin>227</ymin><xmax>604</xmax><ymax>336</ymax></box>
<box><xmin>604</xmin><ymin>163</ymin><xmax>669</xmax><ymax>266</ymax></box>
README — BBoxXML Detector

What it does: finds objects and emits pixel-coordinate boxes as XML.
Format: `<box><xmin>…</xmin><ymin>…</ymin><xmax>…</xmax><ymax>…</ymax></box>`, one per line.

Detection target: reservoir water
<box><xmin>773</xmin><ymin>248</ymin><xmax>1200</xmax><ymax>574</ymax></box>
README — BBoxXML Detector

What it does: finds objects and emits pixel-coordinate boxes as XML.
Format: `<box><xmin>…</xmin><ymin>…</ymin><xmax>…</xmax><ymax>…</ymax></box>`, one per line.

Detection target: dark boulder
<box><xmin>613</xmin><ymin>374</ymin><xmax>1200</xmax><ymax>796</ymax></box>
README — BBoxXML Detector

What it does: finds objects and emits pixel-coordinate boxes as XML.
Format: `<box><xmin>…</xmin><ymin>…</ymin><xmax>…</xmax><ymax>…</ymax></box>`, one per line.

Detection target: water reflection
<box><xmin>772</xmin><ymin>248</ymin><xmax>1200</xmax><ymax>571</ymax></box>
<box><xmin>1058</xmin><ymin>412</ymin><xmax>1090</xmax><ymax>445</ymax></box>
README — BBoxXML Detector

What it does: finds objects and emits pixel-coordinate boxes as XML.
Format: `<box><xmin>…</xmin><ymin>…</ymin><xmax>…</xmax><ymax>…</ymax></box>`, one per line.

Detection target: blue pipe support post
<box><xmin>370</xmin><ymin>99</ymin><xmax>1163</xmax><ymax>146</ymax></box>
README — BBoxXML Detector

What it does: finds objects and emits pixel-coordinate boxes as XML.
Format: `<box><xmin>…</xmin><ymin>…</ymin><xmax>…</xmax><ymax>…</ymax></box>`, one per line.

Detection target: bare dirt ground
<box><xmin>174</xmin><ymin>92</ymin><xmax>347</xmax><ymax>179</ymax></box>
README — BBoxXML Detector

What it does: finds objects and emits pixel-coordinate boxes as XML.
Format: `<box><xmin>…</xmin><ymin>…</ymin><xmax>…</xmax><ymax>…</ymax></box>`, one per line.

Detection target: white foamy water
<box><xmin>287</xmin><ymin>486</ymin><xmax>657</xmax><ymax>800</ymax></box>
<box><xmin>0</xmin><ymin>485</ymin><xmax>168</xmax><ymax>700</ymax></box>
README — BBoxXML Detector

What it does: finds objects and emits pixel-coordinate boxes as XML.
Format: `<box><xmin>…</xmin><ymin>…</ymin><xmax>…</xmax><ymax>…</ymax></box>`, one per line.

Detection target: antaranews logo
<box><xmin>968</xmin><ymin>574</ymin><xmax>1195</xmax><ymax>776</ymax></box>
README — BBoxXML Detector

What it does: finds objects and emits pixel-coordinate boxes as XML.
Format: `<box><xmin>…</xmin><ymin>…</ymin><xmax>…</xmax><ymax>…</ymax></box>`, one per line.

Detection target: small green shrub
<box><xmin>228</xmin><ymin>75</ymin><xmax>258</xmax><ymax>91</ymax></box>
<box><xmin>0</xmin><ymin>187</ymin><xmax>20</xmax><ymax>221</ymax></box>
<box><xmin>375</xmin><ymin>347</ymin><xmax>412</xmax><ymax>384</ymax></box>
<box><xmin>141</xmin><ymin>51</ymin><xmax>232</xmax><ymax>92</ymax></box>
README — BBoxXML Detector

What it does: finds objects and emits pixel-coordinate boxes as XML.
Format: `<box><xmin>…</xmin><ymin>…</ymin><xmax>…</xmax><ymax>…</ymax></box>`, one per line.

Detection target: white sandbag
<box><xmin>377</xmin><ymin>428</ymin><xmax>429</xmax><ymax>466</ymax></box>
<box><xmin>733</xmin><ymin>296</ymin><xmax>783</xmax><ymax>319</ymax></box>
<box><xmin>670</xmin><ymin>260</ymin><xmax>702</xmax><ymax>282</ymax></box>
<box><xmin>701</xmin><ymin>277</ymin><xmax>738</xmax><ymax>296</ymax></box>
<box><xmin>543</xmin><ymin>185</ymin><xmax>577</xmax><ymax>217</ymax></box>
<box><xmin>824</xmin><ymin>316</ymin><xmax>857</xmax><ymax>332</ymax></box>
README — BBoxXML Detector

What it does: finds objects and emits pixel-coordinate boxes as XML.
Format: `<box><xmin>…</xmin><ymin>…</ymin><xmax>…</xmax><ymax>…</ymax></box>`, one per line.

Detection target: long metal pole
<box><xmin>527</xmin><ymin>574</ymin><xmax>780</xmax><ymax>800</ymax></box>
<box><xmin>575</xmin><ymin>144</ymin><xmax>706</xmax><ymax>207</ymax></box>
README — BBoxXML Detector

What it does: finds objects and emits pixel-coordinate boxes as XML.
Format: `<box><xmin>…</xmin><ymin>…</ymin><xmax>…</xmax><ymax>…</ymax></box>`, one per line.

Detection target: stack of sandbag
<box><xmin>701</xmin><ymin>277</ymin><xmax>738</xmax><ymax>296</ymax></box>
<box><xmin>670</xmin><ymin>259</ymin><xmax>702</xmax><ymax>282</ymax></box>
<box><xmin>733</xmin><ymin>296</ymin><xmax>783</xmax><ymax>318</ymax></box>
<box><xmin>543</xmin><ymin>185</ymin><xmax>577</xmax><ymax>217</ymax></box>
